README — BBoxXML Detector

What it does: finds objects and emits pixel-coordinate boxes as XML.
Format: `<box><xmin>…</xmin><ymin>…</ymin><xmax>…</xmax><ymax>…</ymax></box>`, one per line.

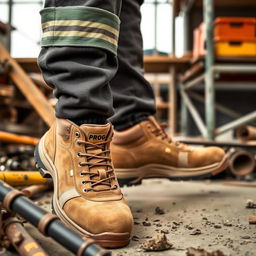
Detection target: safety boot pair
<box><xmin>35</xmin><ymin>116</ymin><xmax>228</xmax><ymax>248</ymax></box>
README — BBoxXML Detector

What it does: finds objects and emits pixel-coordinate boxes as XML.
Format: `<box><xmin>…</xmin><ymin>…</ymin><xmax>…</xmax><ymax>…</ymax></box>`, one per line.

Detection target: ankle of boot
<box><xmin>112</xmin><ymin>124</ymin><xmax>144</xmax><ymax>145</ymax></box>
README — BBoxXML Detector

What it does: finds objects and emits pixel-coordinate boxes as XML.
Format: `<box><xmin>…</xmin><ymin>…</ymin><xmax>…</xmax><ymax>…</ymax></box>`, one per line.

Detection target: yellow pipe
<box><xmin>0</xmin><ymin>171</ymin><xmax>50</xmax><ymax>186</ymax></box>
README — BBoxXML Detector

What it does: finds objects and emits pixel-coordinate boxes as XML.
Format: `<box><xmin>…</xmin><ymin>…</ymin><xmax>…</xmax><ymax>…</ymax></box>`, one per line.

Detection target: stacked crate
<box><xmin>193</xmin><ymin>17</ymin><xmax>256</xmax><ymax>59</ymax></box>
<box><xmin>215</xmin><ymin>17</ymin><xmax>256</xmax><ymax>56</ymax></box>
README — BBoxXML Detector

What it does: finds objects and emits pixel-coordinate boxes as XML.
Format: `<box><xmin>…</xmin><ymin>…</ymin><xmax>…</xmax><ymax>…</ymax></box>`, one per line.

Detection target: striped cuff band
<box><xmin>40</xmin><ymin>6</ymin><xmax>120</xmax><ymax>55</ymax></box>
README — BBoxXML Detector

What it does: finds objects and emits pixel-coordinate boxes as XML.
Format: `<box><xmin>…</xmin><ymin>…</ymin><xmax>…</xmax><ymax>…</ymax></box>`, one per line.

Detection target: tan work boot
<box><xmin>34</xmin><ymin>119</ymin><xmax>133</xmax><ymax>248</ymax></box>
<box><xmin>111</xmin><ymin>116</ymin><xmax>228</xmax><ymax>186</ymax></box>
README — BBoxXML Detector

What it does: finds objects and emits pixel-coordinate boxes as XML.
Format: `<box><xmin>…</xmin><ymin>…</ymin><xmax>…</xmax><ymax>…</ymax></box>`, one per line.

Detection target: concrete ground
<box><xmin>26</xmin><ymin>179</ymin><xmax>256</xmax><ymax>256</ymax></box>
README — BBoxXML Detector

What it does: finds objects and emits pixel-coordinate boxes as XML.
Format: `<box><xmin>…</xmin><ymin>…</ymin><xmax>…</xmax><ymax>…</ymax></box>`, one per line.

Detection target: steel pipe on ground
<box><xmin>0</xmin><ymin>181</ymin><xmax>111</xmax><ymax>256</ymax></box>
<box><xmin>228</xmin><ymin>149</ymin><xmax>255</xmax><ymax>177</ymax></box>
<box><xmin>4</xmin><ymin>217</ymin><xmax>48</xmax><ymax>256</ymax></box>
<box><xmin>236</xmin><ymin>126</ymin><xmax>256</xmax><ymax>142</ymax></box>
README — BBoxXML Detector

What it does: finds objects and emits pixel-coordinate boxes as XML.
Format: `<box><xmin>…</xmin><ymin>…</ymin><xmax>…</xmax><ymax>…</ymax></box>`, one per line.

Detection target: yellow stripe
<box><xmin>42</xmin><ymin>30</ymin><xmax>118</xmax><ymax>46</ymax></box>
<box><xmin>42</xmin><ymin>20</ymin><xmax>119</xmax><ymax>37</ymax></box>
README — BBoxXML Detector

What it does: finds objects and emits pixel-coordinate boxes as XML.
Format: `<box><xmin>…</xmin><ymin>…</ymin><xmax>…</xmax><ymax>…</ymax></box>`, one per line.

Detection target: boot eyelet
<box><xmin>79</xmin><ymin>172</ymin><xmax>84</xmax><ymax>176</ymax></box>
<box><xmin>83</xmin><ymin>188</ymin><xmax>88</xmax><ymax>192</ymax></box>
<box><xmin>78</xmin><ymin>162</ymin><xmax>82</xmax><ymax>167</ymax></box>
<box><xmin>75</xmin><ymin>132</ymin><xmax>80</xmax><ymax>138</ymax></box>
<box><xmin>77</xmin><ymin>152</ymin><xmax>81</xmax><ymax>157</ymax></box>
<box><xmin>81</xmin><ymin>181</ymin><xmax>86</xmax><ymax>185</ymax></box>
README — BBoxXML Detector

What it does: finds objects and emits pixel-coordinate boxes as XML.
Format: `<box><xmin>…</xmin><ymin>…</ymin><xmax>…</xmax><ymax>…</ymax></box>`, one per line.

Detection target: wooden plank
<box><xmin>174</xmin><ymin>0</ymin><xmax>256</xmax><ymax>17</ymax></box>
<box><xmin>0</xmin><ymin>85</ymin><xmax>14</xmax><ymax>97</ymax></box>
<box><xmin>144</xmin><ymin>55</ymin><xmax>191</xmax><ymax>73</ymax></box>
<box><xmin>0</xmin><ymin>44</ymin><xmax>55</xmax><ymax>126</ymax></box>
<box><xmin>15</xmin><ymin>58</ymin><xmax>40</xmax><ymax>73</ymax></box>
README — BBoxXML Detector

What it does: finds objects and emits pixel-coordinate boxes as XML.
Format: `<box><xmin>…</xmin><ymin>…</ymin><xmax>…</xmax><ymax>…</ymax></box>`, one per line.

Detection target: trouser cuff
<box><xmin>40</xmin><ymin>6</ymin><xmax>120</xmax><ymax>55</ymax></box>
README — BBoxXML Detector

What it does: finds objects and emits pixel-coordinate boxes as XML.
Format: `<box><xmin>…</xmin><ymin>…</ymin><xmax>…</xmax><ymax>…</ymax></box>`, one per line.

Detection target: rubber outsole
<box><xmin>34</xmin><ymin>144</ymin><xmax>130</xmax><ymax>249</ymax></box>
<box><xmin>117</xmin><ymin>157</ymin><xmax>229</xmax><ymax>187</ymax></box>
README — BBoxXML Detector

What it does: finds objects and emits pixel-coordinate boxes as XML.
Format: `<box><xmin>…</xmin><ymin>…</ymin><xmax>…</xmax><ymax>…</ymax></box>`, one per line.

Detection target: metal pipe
<box><xmin>180</xmin><ymin>89</ymin><xmax>189</xmax><ymax>136</ymax></box>
<box><xmin>169</xmin><ymin>67</ymin><xmax>176</xmax><ymax>136</ymax></box>
<box><xmin>7</xmin><ymin>0</ymin><xmax>13</xmax><ymax>51</ymax></box>
<box><xmin>236</xmin><ymin>126</ymin><xmax>256</xmax><ymax>142</ymax></box>
<box><xmin>153</xmin><ymin>0</ymin><xmax>158</xmax><ymax>54</ymax></box>
<box><xmin>171</xmin><ymin>0</ymin><xmax>175</xmax><ymax>55</ymax></box>
<box><xmin>180</xmin><ymin>89</ymin><xmax>207</xmax><ymax>137</ymax></box>
<box><xmin>228</xmin><ymin>149</ymin><xmax>255</xmax><ymax>177</ymax></box>
<box><xmin>4</xmin><ymin>217</ymin><xmax>48</xmax><ymax>256</ymax></box>
<box><xmin>0</xmin><ymin>131</ymin><xmax>39</xmax><ymax>146</ymax></box>
<box><xmin>184</xmin><ymin>73</ymin><xmax>205</xmax><ymax>90</ymax></box>
<box><xmin>203</xmin><ymin>0</ymin><xmax>215</xmax><ymax>140</ymax></box>
<box><xmin>188</xmin><ymin>91</ymin><xmax>242</xmax><ymax>119</ymax></box>
<box><xmin>213</xmin><ymin>64</ymin><xmax>256</xmax><ymax>73</ymax></box>
<box><xmin>0</xmin><ymin>181</ymin><xmax>111</xmax><ymax>256</ymax></box>
<box><xmin>216</xmin><ymin>111</ymin><xmax>256</xmax><ymax>136</ymax></box>
<box><xmin>21</xmin><ymin>184</ymin><xmax>52</xmax><ymax>198</ymax></box>
<box><xmin>0</xmin><ymin>171</ymin><xmax>50</xmax><ymax>187</ymax></box>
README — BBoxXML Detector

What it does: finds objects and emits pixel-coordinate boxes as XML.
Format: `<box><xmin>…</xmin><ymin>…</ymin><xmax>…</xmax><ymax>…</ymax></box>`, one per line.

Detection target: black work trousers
<box><xmin>38</xmin><ymin>0</ymin><xmax>156</xmax><ymax>130</ymax></box>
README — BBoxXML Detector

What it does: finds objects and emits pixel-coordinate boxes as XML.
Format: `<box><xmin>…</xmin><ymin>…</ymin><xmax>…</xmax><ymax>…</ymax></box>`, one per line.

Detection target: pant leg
<box><xmin>38</xmin><ymin>0</ymin><xmax>122</xmax><ymax>124</ymax></box>
<box><xmin>109</xmin><ymin>0</ymin><xmax>156</xmax><ymax>130</ymax></box>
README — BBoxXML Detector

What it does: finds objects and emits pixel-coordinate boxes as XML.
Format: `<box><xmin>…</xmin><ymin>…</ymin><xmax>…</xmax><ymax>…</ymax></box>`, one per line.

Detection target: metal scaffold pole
<box><xmin>203</xmin><ymin>0</ymin><xmax>215</xmax><ymax>140</ymax></box>
<box><xmin>7</xmin><ymin>0</ymin><xmax>13</xmax><ymax>51</ymax></box>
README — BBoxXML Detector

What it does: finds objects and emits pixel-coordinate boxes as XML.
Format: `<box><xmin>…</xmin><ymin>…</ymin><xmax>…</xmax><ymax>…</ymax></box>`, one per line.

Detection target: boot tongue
<box><xmin>80</xmin><ymin>123</ymin><xmax>111</xmax><ymax>143</ymax></box>
<box><xmin>79</xmin><ymin>123</ymin><xmax>113</xmax><ymax>191</ymax></box>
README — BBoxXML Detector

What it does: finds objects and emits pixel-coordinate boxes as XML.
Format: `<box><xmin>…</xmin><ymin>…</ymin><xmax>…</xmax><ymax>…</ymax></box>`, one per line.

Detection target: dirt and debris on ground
<box><xmin>139</xmin><ymin>234</ymin><xmax>172</xmax><ymax>251</ymax></box>
<box><xmin>155</xmin><ymin>206</ymin><xmax>165</xmax><ymax>215</ymax></box>
<box><xmin>186</xmin><ymin>247</ymin><xmax>226</xmax><ymax>256</ymax></box>
<box><xmin>246</xmin><ymin>199</ymin><xmax>256</xmax><ymax>209</ymax></box>
<box><xmin>248</xmin><ymin>215</ymin><xmax>256</xmax><ymax>224</ymax></box>
<box><xmin>27</xmin><ymin>179</ymin><xmax>256</xmax><ymax>255</ymax></box>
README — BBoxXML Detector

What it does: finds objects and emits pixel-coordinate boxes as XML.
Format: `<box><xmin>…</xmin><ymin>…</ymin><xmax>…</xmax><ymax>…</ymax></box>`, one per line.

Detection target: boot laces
<box><xmin>77</xmin><ymin>138</ymin><xmax>117</xmax><ymax>192</ymax></box>
<box><xmin>148</xmin><ymin>121</ymin><xmax>188</xmax><ymax>149</ymax></box>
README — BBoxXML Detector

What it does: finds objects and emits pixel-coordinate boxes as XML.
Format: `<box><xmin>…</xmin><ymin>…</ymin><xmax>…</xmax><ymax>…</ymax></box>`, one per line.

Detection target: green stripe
<box><xmin>40</xmin><ymin>6</ymin><xmax>120</xmax><ymax>54</ymax></box>
<box><xmin>41</xmin><ymin>36</ymin><xmax>117</xmax><ymax>55</ymax></box>
<box><xmin>40</xmin><ymin>6</ymin><xmax>120</xmax><ymax>30</ymax></box>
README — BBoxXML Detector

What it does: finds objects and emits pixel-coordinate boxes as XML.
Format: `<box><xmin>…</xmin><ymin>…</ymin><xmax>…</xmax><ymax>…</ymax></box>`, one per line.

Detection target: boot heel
<box><xmin>34</xmin><ymin>144</ymin><xmax>52</xmax><ymax>178</ymax></box>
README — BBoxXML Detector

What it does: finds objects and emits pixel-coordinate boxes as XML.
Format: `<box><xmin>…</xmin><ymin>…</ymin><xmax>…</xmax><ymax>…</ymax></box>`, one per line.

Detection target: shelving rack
<box><xmin>174</xmin><ymin>0</ymin><xmax>256</xmax><ymax>140</ymax></box>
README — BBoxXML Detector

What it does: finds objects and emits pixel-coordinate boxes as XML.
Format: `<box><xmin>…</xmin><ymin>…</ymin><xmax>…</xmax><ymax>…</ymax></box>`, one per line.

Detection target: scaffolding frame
<box><xmin>177</xmin><ymin>0</ymin><xmax>256</xmax><ymax>140</ymax></box>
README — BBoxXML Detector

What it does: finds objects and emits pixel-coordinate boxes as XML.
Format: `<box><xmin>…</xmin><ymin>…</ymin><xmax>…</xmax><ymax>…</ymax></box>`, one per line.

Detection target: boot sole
<box><xmin>117</xmin><ymin>156</ymin><xmax>229</xmax><ymax>187</ymax></box>
<box><xmin>34</xmin><ymin>135</ymin><xmax>130</xmax><ymax>248</ymax></box>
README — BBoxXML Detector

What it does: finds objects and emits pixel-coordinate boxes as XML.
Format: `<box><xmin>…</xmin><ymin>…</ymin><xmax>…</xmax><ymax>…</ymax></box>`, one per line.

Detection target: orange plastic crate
<box><xmin>214</xmin><ymin>17</ymin><xmax>256</xmax><ymax>41</ymax></box>
<box><xmin>215</xmin><ymin>41</ymin><xmax>256</xmax><ymax>56</ymax></box>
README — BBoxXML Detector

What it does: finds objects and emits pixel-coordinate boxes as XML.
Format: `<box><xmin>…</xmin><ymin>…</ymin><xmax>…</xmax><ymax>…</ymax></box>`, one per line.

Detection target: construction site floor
<box><xmin>26</xmin><ymin>179</ymin><xmax>256</xmax><ymax>256</ymax></box>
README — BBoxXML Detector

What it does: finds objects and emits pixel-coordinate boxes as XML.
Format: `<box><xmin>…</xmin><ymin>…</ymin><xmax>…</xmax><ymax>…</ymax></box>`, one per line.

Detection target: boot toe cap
<box><xmin>190</xmin><ymin>146</ymin><xmax>225</xmax><ymax>167</ymax></box>
<box><xmin>64</xmin><ymin>198</ymin><xmax>133</xmax><ymax>235</ymax></box>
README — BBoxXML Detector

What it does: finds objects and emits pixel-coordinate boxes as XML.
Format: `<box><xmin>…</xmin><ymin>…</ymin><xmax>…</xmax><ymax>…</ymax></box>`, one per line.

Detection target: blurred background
<box><xmin>0</xmin><ymin>0</ymin><xmax>256</xmax><ymax>184</ymax></box>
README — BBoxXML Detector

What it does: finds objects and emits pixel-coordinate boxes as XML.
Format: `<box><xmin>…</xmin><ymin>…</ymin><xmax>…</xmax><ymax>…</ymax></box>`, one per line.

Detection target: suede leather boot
<box><xmin>34</xmin><ymin>119</ymin><xmax>133</xmax><ymax>248</ymax></box>
<box><xmin>111</xmin><ymin>116</ymin><xmax>228</xmax><ymax>186</ymax></box>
